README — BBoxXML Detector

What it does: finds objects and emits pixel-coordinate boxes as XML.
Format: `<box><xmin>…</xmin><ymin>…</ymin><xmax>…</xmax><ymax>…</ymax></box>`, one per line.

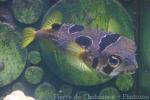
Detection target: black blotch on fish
<box><xmin>92</xmin><ymin>57</ymin><xmax>98</xmax><ymax>68</ymax></box>
<box><xmin>52</xmin><ymin>23</ymin><xmax>62</xmax><ymax>31</ymax></box>
<box><xmin>99</xmin><ymin>34</ymin><xmax>120</xmax><ymax>52</ymax></box>
<box><xmin>69</xmin><ymin>25</ymin><xmax>84</xmax><ymax>33</ymax></box>
<box><xmin>75</xmin><ymin>36</ymin><xmax>92</xmax><ymax>47</ymax></box>
<box><xmin>103</xmin><ymin>65</ymin><xmax>114</xmax><ymax>74</ymax></box>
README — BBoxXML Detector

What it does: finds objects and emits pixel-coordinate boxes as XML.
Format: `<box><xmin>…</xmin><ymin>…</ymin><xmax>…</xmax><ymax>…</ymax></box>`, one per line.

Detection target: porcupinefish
<box><xmin>21</xmin><ymin>23</ymin><xmax>138</xmax><ymax>77</ymax></box>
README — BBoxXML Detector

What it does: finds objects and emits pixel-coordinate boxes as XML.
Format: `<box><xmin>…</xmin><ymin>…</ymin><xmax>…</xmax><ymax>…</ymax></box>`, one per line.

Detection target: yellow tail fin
<box><xmin>21</xmin><ymin>27</ymin><xmax>36</xmax><ymax>49</ymax></box>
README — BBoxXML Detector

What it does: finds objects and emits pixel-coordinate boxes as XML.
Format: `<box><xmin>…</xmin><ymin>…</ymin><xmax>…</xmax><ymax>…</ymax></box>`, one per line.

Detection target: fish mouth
<box><xmin>122</xmin><ymin>70</ymin><xmax>136</xmax><ymax>75</ymax></box>
<box><xmin>121</xmin><ymin>60</ymin><xmax>138</xmax><ymax>75</ymax></box>
<box><xmin>122</xmin><ymin>65</ymin><xmax>138</xmax><ymax>75</ymax></box>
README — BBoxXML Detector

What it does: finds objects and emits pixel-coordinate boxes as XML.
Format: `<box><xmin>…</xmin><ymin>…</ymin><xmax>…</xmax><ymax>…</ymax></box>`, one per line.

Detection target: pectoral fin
<box><xmin>67</xmin><ymin>42</ymin><xmax>86</xmax><ymax>57</ymax></box>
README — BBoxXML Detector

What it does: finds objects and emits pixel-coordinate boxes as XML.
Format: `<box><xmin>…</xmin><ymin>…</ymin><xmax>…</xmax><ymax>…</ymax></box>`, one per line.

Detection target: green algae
<box><xmin>99</xmin><ymin>87</ymin><xmax>120</xmax><ymax>100</ymax></box>
<box><xmin>0</xmin><ymin>22</ymin><xmax>26</xmax><ymax>87</ymax></box>
<box><xmin>34</xmin><ymin>82</ymin><xmax>56</xmax><ymax>100</ymax></box>
<box><xmin>12</xmin><ymin>0</ymin><xmax>43</xmax><ymax>24</ymax></box>
<box><xmin>25</xmin><ymin>66</ymin><xmax>44</xmax><ymax>85</ymax></box>
<box><xmin>28</xmin><ymin>51</ymin><xmax>41</xmax><ymax>64</ymax></box>
<box><xmin>116</xmin><ymin>74</ymin><xmax>134</xmax><ymax>91</ymax></box>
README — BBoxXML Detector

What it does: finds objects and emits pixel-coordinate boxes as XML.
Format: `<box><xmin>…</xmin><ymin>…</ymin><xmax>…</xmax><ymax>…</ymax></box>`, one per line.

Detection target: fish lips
<box><xmin>120</xmin><ymin>59</ymin><xmax>138</xmax><ymax>75</ymax></box>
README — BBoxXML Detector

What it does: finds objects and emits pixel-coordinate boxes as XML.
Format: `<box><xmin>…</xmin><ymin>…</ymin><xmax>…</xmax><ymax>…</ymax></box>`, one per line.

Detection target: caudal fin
<box><xmin>21</xmin><ymin>27</ymin><xmax>36</xmax><ymax>49</ymax></box>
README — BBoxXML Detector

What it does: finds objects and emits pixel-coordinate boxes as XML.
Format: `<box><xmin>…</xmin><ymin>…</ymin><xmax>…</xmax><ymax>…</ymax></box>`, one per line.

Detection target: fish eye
<box><xmin>108</xmin><ymin>55</ymin><xmax>121</xmax><ymax>68</ymax></box>
<box><xmin>52</xmin><ymin>23</ymin><xmax>61</xmax><ymax>31</ymax></box>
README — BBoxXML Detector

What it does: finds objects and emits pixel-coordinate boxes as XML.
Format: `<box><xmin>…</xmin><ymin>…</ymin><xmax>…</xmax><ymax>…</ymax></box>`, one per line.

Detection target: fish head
<box><xmin>95</xmin><ymin>36</ymin><xmax>138</xmax><ymax>77</ymax></box>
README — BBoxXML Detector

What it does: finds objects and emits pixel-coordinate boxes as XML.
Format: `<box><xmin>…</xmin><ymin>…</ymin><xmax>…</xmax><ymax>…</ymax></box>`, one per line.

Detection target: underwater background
<box><xmin>0</xmin><ymin>0</ymin><xmax>150</xmax><ymax>100</ymax></box>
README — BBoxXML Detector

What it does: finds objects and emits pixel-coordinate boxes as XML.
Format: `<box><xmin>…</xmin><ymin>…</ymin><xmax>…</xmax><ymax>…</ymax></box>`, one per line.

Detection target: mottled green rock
<box><xmin>12</xmin><ymin>82</ymin><xmax>25</xmax><ymax>91</ymax></box>
<box><xmin>116</xmin><ymin>74</ymin><xmax>134</xmax><ymax>91</ymax></box>
<box><xmin>99</xmin><ymin>87</ymin><xmax>120</xmax><ymax>100</ymax></box>
<box><xmin>74</xmin><ymin>91</ymin><xmax>89</xmax><ymax>100</ymax></box>
<box><xmin>58</xmin><ymin>84</ymin><xmax>72</xmax><ymax>96</ymax></box>
<box><xmin>0</xmin><ymin>22</ymin><xmax>26</xmax><ymax>87</ymax></box>
<box><xmin>41</xmin><ymin>0</ymin><xmax>134</xmax><ymax>86</ymax></box>
<box><xmin>25</xmin><ymin>66</ymin><xmax>44</xmax><ymax>84</ymax></box>
<box><xmin>12</xmin><ymin>0</ymin><xmax>43</xmax><ymax>24</ymax></box>
<box><xmin>28</xmin><ymin>51</ymin><xmax>41</xmax><ymax>64</ymax></box>
<box><xmin>34</xmin><ymin>82</ymin><xmax>56</xmax><ymax>100</ymax></box>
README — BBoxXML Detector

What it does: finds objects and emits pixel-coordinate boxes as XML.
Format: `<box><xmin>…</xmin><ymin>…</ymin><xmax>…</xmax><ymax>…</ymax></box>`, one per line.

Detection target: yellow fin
<box><xmin>67</xmin><ymin>42</ymin><xmax>92</xmax><ymax>72</ymax></box>
<box><xmin>67</xmin><ymin>42</ymin><xmax>86</xmax><ymax>57</ymax></box>
<box><xmin>21</xmin><ymin>27</ymin><xmax>36</xmax><ymax>49</ymax></box>
<box><xmin>42</xmin><ymin>11</ymin><xmax>62</xmax><ymax>30</ymax></box>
